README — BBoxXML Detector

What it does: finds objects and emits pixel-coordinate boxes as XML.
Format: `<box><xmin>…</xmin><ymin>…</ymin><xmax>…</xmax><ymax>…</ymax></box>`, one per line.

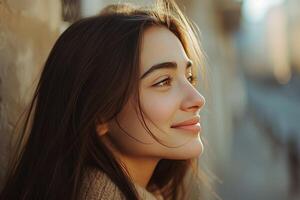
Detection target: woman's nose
<box><xmin>180</xmin><ymin>86</ymin><xmax>205</xmax><ymax>113</ymax></box>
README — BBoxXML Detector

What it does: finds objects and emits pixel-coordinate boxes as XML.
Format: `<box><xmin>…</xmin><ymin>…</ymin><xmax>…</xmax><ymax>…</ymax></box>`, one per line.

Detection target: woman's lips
<box><xmin>171</xmin><ymin>116</ymin><xmax>201</xmax><ymax>132</ymax></box>
<box><xmin>171</xmin><ymin>116</ymin><xmax>200</xmax><ymax>127</ymax></box>
<box><xmin>171</xmin><ymin>123</ymin><xmax>201</xmax><ymax>132</ymax></box>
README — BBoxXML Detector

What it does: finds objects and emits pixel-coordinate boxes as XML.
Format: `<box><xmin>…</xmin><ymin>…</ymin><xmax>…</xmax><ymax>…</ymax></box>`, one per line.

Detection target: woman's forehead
<box><xmin>139</xmin><ymin>26</ymin><xmax>190</xmax><ymax>74</ymax></box>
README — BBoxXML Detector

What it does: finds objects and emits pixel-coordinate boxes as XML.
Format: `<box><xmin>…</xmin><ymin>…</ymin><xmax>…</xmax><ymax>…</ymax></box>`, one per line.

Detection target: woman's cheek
<box><xmin>141</xmin><ymin>91</ymin><xmax>179</xmax><ymax>124</ymax></box>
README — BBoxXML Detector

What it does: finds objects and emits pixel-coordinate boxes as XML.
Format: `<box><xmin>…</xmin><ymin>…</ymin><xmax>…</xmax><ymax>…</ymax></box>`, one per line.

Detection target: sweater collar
<box><xmin>134</xmin><ymin>183</ymin><xmax>163</xmax><ymax>200</ymax></box>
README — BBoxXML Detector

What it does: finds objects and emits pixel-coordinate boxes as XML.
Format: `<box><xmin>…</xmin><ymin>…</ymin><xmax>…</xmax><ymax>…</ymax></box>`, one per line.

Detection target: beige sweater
<box><xmin>79</xmin><ymin>167</ymin><xmax>163</xmax><ymax>200</ymax></box>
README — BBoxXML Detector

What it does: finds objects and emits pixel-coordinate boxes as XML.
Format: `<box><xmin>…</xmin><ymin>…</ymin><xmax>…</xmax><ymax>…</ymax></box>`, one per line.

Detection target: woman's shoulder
<box><xmin>79</xmin><ymin>166</ymin><xmax>164</xmax><ymax>200</ymax></box>
<box><xmin>79</xmin><ymin>167</ymin><xmax>126</xmax><ymax>200</ymax></box>
<box><xmin>134</xmin><ymin>183</ymin><xmax>164</xmax><ymax>200</ymax></box>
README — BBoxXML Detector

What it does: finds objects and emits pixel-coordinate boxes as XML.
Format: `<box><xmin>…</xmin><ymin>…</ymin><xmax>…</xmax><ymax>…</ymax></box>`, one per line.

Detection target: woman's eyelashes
<box><xmin>187</xmin><ymin>74</ymin><xmax>198</xmax><ymax>86</ymax></box>
<box><xmin>153</xmin><ymin>76</ymin><xmax>173</xmax><ymax>87</ymax></box>
<box><xmin>152</xmin><ymin>74</ymin><xmax>198</xmax><ymax>87</ymax></box>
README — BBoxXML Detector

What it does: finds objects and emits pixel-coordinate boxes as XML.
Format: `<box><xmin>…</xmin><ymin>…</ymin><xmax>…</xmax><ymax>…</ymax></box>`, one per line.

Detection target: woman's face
<box><xmin>105</xmin><ymin>26</ymin><xmax>205</xmax><ymax>160</ymax></box>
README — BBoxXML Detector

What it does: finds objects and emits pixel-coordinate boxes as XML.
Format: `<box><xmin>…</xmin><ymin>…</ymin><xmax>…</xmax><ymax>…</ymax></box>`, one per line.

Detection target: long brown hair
<box><xmin>0</xmin><ymin>1</ymin><xmax>206</xmax><ymax>200</ymax></box>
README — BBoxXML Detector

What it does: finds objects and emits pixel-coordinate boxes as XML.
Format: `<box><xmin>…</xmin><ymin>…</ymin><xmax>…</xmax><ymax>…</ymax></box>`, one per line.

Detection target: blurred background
<box><xmin>0</xmin><ymin>0</ymin><xmax>299</xmax><ymax>199</ymax></box>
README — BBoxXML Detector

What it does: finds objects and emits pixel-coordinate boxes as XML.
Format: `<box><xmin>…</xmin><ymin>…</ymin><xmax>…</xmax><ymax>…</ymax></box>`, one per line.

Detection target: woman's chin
<box><xmin>165</xmin><ymin>138</ymin><xmax>204</xmax><ymax>160</ymax></box>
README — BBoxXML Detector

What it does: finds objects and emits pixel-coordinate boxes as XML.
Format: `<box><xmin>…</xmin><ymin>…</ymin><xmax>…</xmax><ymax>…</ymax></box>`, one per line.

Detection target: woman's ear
<box><xmin>95</xmin><ymin>120</ymin><xmax>109</xmax><ymax>137</ymax></box>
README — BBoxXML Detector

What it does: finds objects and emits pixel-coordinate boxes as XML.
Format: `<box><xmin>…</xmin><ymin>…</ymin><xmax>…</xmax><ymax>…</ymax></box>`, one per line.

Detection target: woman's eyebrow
<box><xmin>140</xmin><ymin>60</ymin><xmax>193</xmax><ymax>79</ymax></box>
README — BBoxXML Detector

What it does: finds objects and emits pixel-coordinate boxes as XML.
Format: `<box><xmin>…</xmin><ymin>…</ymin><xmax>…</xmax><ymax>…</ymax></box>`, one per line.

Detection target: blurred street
<box><xmin>218</xmin><ymin>74</ymin><xmax>300</xmax><ymax>200</ymax></box>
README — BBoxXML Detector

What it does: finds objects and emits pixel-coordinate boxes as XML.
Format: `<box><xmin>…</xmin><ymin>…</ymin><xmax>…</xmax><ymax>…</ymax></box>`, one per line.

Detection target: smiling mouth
<box><xmin>171</xmin><ymin>123</ymin><xmax>201</xmax><ymax>132</ymax></box>
<box><xmin>171</xmin><ymin>117</ymin><xmax>201</xmax><ymax>132</ymax></box>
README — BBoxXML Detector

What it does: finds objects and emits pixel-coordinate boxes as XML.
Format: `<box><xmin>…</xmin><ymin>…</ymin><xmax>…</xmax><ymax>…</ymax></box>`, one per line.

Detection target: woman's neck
<box><xmin>119</xmin><ymin>155</ymin><xmax>159</xmax><ymax>188</ymax></box>
<box><xmin>100</xmin><ymin>135</ymin><xmax>160</xmax><ymax>188</ymax></box>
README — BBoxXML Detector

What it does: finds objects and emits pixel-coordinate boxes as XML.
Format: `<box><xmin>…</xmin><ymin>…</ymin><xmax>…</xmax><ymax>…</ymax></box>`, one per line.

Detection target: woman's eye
<box><xmin>187</xmin><ymin>75</ymin><xmax>198</xmax><ymax>86</ymax></box>
<box><xmin>152</xmin><ymin>75</ymin><xmax>197</xmax><ymax>88</ymax></box>
<box><xmin>153</xmin><ymin>77</ymin><xmax>172</xmax><ymax>87</ymax></box>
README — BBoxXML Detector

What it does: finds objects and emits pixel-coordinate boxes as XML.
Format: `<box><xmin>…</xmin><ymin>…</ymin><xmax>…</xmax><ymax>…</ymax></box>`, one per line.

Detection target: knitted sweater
<box><xmin>79</xmin><ymin>167</ymin><xmax>163</xmax><ymax>200</ymax></box>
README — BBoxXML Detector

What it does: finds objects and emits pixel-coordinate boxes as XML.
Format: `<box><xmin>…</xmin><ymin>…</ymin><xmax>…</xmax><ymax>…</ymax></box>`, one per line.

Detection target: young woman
<box><xmin>0</xmin><ymin>1</ymin><xmax>206</xmax><ymax>199</ymax></box>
